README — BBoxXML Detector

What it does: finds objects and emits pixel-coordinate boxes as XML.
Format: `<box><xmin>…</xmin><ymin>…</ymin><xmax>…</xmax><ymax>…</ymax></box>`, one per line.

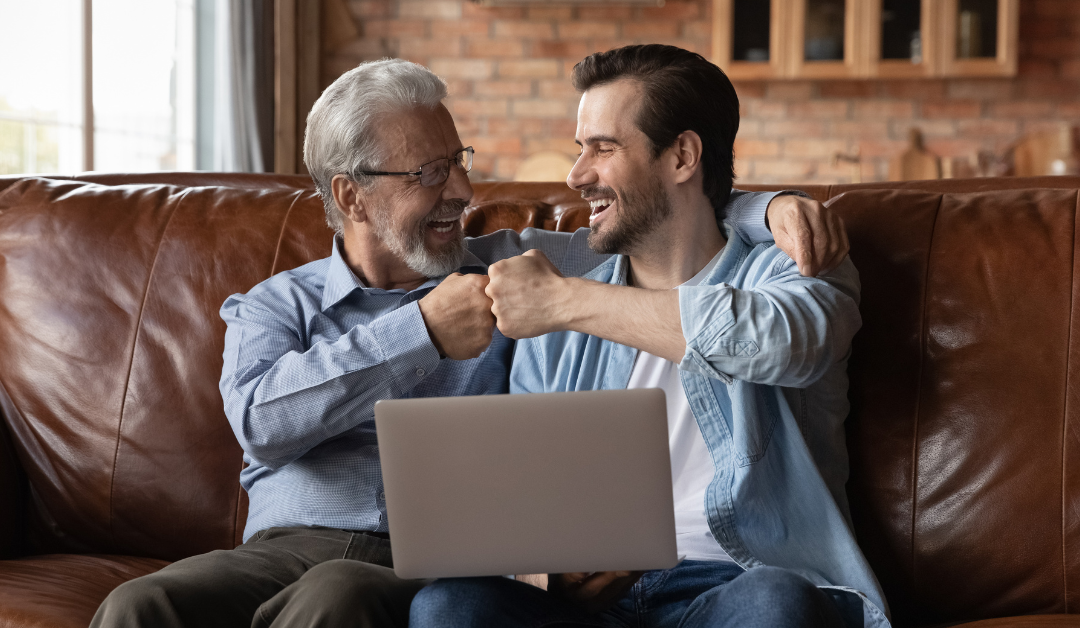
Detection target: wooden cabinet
<box><xmin>712</xmin><ymin>0</ymin><xmax>1018</xmax><ymax>79</ymax></box>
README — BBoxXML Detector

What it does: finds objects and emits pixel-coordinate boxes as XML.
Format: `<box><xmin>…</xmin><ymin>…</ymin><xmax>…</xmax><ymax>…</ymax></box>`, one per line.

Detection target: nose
<box><xmin>443</xmin><ymin>160</ymin><xmax>474</xmax><ymax>203</ymax></box>
<box><xmin>566</xmin><ymin>153</ymin><xmax>595</xmax><ymax>191</ymax></box>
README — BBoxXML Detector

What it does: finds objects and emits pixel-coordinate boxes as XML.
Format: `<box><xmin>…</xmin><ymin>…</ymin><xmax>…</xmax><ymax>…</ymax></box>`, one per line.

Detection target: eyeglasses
<box><xmin>354</xmin><ymin>146</ymin><xmax>474</xmax><ymax>187</ymax></box>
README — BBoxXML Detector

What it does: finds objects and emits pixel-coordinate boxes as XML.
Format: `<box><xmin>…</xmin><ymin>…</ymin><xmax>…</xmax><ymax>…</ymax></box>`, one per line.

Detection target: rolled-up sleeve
<box><xmin>676</xmin><ymin>255</ymin><xmax>861</xmax><ymax>388</ymax></box>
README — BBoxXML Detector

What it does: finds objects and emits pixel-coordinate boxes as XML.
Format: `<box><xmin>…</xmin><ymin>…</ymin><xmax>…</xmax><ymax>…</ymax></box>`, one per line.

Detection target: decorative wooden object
<box><xmin>889</xmin><ymin>128</ymin><xmax>942</xmax><ymax>181</ymax></box>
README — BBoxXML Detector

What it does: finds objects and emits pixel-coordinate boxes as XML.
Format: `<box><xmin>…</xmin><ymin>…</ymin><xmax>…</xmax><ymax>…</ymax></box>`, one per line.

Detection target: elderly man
<box><xmin>410</xmin><ymin>45</ymin><xmax>889</xmax><ymax>628</ymax></box>
<box><xmin>91</xmin><ymin>58</ymin><xmax>846</xmax><ymax>628</ymax></box>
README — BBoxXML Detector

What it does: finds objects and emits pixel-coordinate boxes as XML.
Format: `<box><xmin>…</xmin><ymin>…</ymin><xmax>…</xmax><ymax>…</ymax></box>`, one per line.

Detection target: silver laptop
<box><xmin>374</xmin><ymin>388</ymin><xmax>678</xmax><ymax>580</ymax></box>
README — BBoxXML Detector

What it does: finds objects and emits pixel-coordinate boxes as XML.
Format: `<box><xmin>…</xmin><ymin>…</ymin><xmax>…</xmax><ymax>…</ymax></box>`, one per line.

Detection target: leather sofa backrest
<box><xmin>2</xmin><ymin>175</ymin><xmax>1080</xmax><ymax>626</ymax></box>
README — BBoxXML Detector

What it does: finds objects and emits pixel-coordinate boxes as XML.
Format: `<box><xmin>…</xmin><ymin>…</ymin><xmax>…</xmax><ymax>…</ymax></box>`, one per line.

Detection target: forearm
<box><xmin>559</xmin><ymin>278</ymin><xmax>685</xmax><ymax>362</ymax></box>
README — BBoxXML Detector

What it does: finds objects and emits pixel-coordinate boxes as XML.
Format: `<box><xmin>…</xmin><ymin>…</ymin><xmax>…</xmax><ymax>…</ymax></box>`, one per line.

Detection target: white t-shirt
<box><xmin>625</xmin><ymin>250</ymin><xmax>734</xmax><ymax>563</ymax></box>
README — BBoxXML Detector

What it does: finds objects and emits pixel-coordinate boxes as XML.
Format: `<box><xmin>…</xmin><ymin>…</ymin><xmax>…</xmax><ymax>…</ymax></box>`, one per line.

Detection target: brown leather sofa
<box><xmin>1</xmin><ymin>173</ymin><xmax>1080</xmax><ymax>627</ymax></box>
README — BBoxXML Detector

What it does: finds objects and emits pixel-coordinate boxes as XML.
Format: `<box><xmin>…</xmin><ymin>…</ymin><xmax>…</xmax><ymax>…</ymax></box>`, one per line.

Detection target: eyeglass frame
<box><xmin>352</xmin><ymin>146</ymin><xmax>474</xmax><ymax>187</ymax></box>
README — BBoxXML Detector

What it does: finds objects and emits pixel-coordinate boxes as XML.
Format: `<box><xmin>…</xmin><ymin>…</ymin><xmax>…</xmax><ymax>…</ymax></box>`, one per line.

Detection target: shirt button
<box><xmin>379</xmin><ymin>492</ymin><xmax>386</xmax><ymax>500</ymax></box>
<box><xmin>416</xmin><ymin>368</ymin><xmax>426</xmax><ymax>377</ymax></box>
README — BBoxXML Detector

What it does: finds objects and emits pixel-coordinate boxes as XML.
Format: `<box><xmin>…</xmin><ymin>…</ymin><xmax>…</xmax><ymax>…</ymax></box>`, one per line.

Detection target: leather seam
<box><xmin>108</xmin><ymin>186</ymin><xmax>187</xmax><ymax>544</ymax></box>
<box><xmin>910</xmin><ymin>192</ymin><xmax>944</xmax><ymax>604</ymax></box>
<box><xmin>268</xmin><ymin>191</ymin><xmax>304</xmax><ymax>277</ymax></box>
<box><xmin>1065</xmin><ymin>189</ymin><xmax>1078</xmax><ymax>613</ymax></box>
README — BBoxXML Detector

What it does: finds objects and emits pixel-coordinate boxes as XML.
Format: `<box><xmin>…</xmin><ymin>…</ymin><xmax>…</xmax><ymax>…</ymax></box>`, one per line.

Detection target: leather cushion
<box><xmin>0</xmin><ymin>554</ymin><xmax>167</xmax><ymax>628</ymax></box>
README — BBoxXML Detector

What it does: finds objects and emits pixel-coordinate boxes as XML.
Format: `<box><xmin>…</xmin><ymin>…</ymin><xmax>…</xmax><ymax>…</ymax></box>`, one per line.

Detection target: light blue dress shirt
<box><xmin>509</xmin><ymin>224</ymin><xmax>891</xmax><ymax>627</ymax></box>
<box><xmin>218</xmin><ymin>190</ymin><xmax>779</xmax><ymax>541</ymax></box>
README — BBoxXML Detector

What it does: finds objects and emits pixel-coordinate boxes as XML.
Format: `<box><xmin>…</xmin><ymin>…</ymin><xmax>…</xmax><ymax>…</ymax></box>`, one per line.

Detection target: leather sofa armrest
<box><xmin>0</xmin><ymin>380</ymin><xmax>27</xmax><ymax>559</ymax></box>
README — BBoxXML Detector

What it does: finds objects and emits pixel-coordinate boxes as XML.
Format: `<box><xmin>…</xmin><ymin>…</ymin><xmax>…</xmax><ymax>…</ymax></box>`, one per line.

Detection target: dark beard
<box><xmin>586</xmin><ymin>176</ymin><xmax>673</xmax><ymax>256</ymax></box>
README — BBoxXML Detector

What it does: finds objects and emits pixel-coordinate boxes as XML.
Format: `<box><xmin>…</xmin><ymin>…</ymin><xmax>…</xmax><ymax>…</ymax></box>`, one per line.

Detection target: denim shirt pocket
<box><xmin>700</xmin><ymin>378</ymin><xmax>779</xmax><ymax>467</ymax></box>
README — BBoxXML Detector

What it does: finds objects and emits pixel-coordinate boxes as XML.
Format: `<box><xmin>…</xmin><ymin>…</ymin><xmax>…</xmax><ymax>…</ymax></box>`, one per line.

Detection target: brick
<box><xmin>1058</xmin><ymin>102</ymin><xmax>1080</xmax><ymax>117</ymax></box>
<box><xmin>1063</xmin><ymin>60</ymin><xmax>1080</xmax><ymax>79</ymax></box>
<box><xmin>642</xmin><ymin>1</ymin><xmax>700</xmax><ymax>20</ymax></box>
<box><xmin>550</xmin><ymin>119</ymin><xmax>579</xmax><ymax>136</ymax></box>
<box><xmin>815</xmin><ymin>159</ymin><xmax>861</xmax><ymax>183</ymax></box>
<box><xmin>558</xmin><ymin>22</ymin><xmax>619</xmax><ymax>39</ymax></box>
<box><xmin>733</xmin><ymin>158</ymin><xmax>753</xmax><ymax>181</ymax></box>
<box><xmin>784</xmin><ymin>139</ymin><xmax>848</xmax><ymax>158</ymax></box>
<box><xmin>758</xmin><ymin>120</ymin><xmax>827</xmax><ymax>138</ymax></box>
<box><xmin>1022</xmin><ymin>120</ymin><xmax>1076</xmax><ymax>135</ymax></box>
<box><xmin>856</xmin><ymin>139</ymin><xmax>908</xmax><ymax>157</ymax></box>
<box><xmin>466</xmin><ymin>39</ymin><xmax>525</xmax><ymax>58</ymax></box>
<box><xmin>470</xmin><ymin>136</ymin><xmax>523</xmax><ymax>156</ymax></box>
<box><xmin>854</xmin><ymin>100</ymin><xmax>914</xmax><ymax>119</ymax></box>
<box><xmin>898</xmin><ymin>120</ymin><xmax>957</xmax><ymax>138</ymax></box>
<box><xmin>346</xmin><ymin>1</ymin><xmax>390</xmax><ymax>18</ymax></box>
<box><xmin>623</xmin><ymin>22</ymin><xmax>681</xmax><ymax>39</ymax></box>
<box><xmin>495</xmin><ymin>156</ymin><xmax>524</xmax><ymax>180</ymax></box>
<box><xmin>527</xmin><ymin>6</ymin><xmax>573</xmax><ymax>20</ymax></box>
<box><xmin>732</xmin><ymin>82</ymin><xmax>766</xmax><ymax>99</ymax></box>
<box><xmin>880</xmin><ymin>80</ymin><xmax>946</xmax><ymax>100</ymax></box>
<box><xmin>448</xmin><ymin>98</ymin><xmax>508</xmax><ymax>117</ymax></box>
<box><xmin>818</xmin><ymin>81</ymin><xmax>877</xmax><ymax>99</ymax></box>
<box><xmin>765</xmin><ymin>82</ymin><xmax>813</xmax><ymax>100</ymax></box>
<box><xmin>430</xmin><ymin>20</ymin><xmax>491</xmax><ymax>37</ymax></box>
<box><xmin>1034</xmin><ymin>0</ymin><xmax>1080</xmax><ymax>18</ymax></box>
<box><xmin>788</xmin><ymin>101</ymin><xmax>850</xmax><ymax>119</ymax></box>
<box><xmin>471</xmin><ymin>153</ymin><xmax>496</xmax><ymax>177</ymax></box>
<box><xmin>830</xmin><ymin>121</ymin><xmax>890</xmax><ymax>139</ymax></box>
<box><xmin>362</xmin><ymin>18</ymin><xmax>425</xmax><ymax>38</ymax></box>
<box><xmin>399</xmin><ymin>1</ymin><xmax>461</xmax><ymax>20</ymax></box>
<box><xmin>462</xmin><ymin>3</ymin><xmax>524</xmax><ymax>19</ymax></box>
<box><xmin>923</xmin><ymin>139</ymin><xmax>981</xmax><ymax>157</ymax></box>
<box><xmin>474</xmin><ymin>80</ymin><xmax>533</xmax><ymax>97</ymax></box>
<box><xmin>577</xmin><ymin>6</ymin><xmax>634</xmax><ymax>20</ymax></box>
<box><xmin>921</xmin><ymin>100</ymin><xmax>981</xmax><ymax>118</ymax></box>
<box><xmin>946</xmin><ymin>79</ymin><xmax>1014</xmax><ymax>100</ymax></box>
<box><xmin>494</xmin><ymin>21</ymin><xmax>555</xmax><ymax>39</ymax></box>
<box><xmin>399</xmin><ymin>37</ymin><xmax>463</xmax><ymax>59</ymax></box>
<box><xmin>991</xmin><ymin>101</ymin><xmax>1055</xmax><ymax>118</ymax></box>
<box><xmin>1016</xmin><ymin>79</ymin><xmax>1080</xmax><ymax>99</ymax></box>
<box><xmin>747</xmin><ymin>100</ymin><xmax>787</xmax><ymax>119</ymax></box>
<box><xmin>512</xmin><ymin>99</ymin><xmax>570</xmax><ymax>118</ymax></box>
<box><xmin>957</xmin><ymin>119</ymin><xmax>1019</xmax><ymax>136</ymax></box>
<box><xmin>732</xmin><ymin>139</ymin><xmax>780</xmax><ymax>157</ymax></box>
<box><xmin>538</xmin><ymin>79</ymin><xmax>579</xmax><ymax>99</ymax></box>
<box><xmin>488</xmin><ymin>118</ymin><xmax>547</xmax><ymax>136</ymax></box>
<box><xmin>498</xmin><ymin>59</ymin><xmax>560</xmax><ymax>78</ymax></box>
<box><xmin>334</xmin><ymin>39</ymin><xmax>391</xmax><ymax>59</ymax></box>
<box><xmin>533</xmin><ymin>40</ymin><xmax>592</xmax><ymax>59</ymax></box>
<box><xmin>1030</xmin><ymin>38</ymin><xmax>1080</xmax><ymax>58</ymax></box>
<box><xmin>683</xmin><ymin>21</ymin><xmax>712</xmax><ymax>40</ymax></box>
<box><xmin>431</xmin><ymin>59</ymin><xmax>494</xmax><ymax>80</ymax></box>
<box><xmin>444</xmin><ymin>79</ymin><xmax>472</xmax><ymax>98</ymax></box>
<box><xmin>1017</xmin><ymin>61</ymin><xmax>1058</xmax><ymax>78</ymax></box>
<box><xmin>525</xmin><ymin>137</ymin><xmax>579</xmax><ymax>154</ymax></box>
<box><xmin>752</xmin><ymin>159</ymin><xmax>816</xmax><ymax>181</ymax></box>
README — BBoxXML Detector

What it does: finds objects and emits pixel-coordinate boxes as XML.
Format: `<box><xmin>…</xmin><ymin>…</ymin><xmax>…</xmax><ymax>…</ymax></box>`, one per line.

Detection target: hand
<box><xmin>766</xmin><ymin>194</ymin><xmax>849</xmax><ymax>277</ymax></box>
<box><xmin>417</xmin><ymin>273</ymin><xmax>495</xmax><ymax>360</ymax></box>
<box><xmin>548</xmin><ymin>571</ymin><xmax>644</xmax><ymax>614</ymax></box>
<box><xmin>486</xmin><ymin>249</ymin><xmax>569</xmax><ymax>339</ymax></box>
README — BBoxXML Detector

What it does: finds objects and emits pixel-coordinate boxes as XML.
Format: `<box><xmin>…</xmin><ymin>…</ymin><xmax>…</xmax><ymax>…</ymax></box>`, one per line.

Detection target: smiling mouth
<box><xmin>588</xmin><ymin>198</ymin><xmax>615</xmax><ymax>225</ymax></box>
<box><xmin>427</xmin><ymin>214</ymin><xmax>462</xmax><ymax>234</ymax></box>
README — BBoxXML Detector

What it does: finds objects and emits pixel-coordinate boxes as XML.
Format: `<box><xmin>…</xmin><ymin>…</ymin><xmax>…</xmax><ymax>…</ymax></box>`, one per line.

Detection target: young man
<box><xmin>411</xmin><ymin>45</ymin><xmax>889</xmax><ymax>628</ymax></box>
<box><xmin>92</xmin><ymin>58</ymin><xmax>849</xmax><ymax>628</ymax></box>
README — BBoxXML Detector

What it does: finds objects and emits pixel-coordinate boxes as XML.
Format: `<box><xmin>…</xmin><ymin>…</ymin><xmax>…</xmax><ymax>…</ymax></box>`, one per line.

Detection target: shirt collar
<box><xmin>320</xmin><ymin>236</ymin><xmax>489</xmax><ymax>312</ymax></box>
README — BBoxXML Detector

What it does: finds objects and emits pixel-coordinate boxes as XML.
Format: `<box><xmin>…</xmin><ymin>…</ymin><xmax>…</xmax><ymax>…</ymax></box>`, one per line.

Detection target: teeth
<box><xmin>430</xmin><ymin>222</ymin><xmax>455</xmax><ymax>233</ymax></box>
<box><xmin>588</xmin><ymin>199</ymin><xmax>613</xmax><ymax>212</ymax></box>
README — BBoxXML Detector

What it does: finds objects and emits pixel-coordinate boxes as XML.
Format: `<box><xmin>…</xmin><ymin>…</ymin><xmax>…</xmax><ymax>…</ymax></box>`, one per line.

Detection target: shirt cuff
<box><xmin>368</xmin><ymin>300</ymin><xmax>442</xmax><ymax>390</ymax></box>
<box><xmin>727</xmin><ymin>191</ymin><xmax>778</xmax><ymax>245</ymax></box>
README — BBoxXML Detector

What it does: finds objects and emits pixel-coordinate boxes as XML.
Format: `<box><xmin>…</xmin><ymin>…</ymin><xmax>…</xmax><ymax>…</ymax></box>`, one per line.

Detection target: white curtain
<box><xmin>213</xmin><ymin>0</ymin><xmax>265</xmax><ymax>172</ymax></box>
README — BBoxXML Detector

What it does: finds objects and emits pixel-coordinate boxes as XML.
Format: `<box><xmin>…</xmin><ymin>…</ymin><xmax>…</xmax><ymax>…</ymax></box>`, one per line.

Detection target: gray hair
<box><xmin>304</xmin><ymin>59</ymin><xmax>448</xmax><ymax>234</ymax></box>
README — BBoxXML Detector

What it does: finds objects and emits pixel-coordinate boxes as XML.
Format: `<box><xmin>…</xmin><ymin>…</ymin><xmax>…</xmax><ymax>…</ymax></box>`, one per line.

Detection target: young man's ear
<box><xmin>669</xmin><ymin>130</ymin><xmax>704</xmax><ymax>185</ymax></box>
<box><xmin>331</xmin><ymin>174</ymin><xmax>369</xmax><ymax>224</ymax></box>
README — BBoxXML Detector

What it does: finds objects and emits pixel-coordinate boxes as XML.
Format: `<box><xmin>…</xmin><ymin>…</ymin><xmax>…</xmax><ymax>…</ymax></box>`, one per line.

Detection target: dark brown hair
<box><xmin>572</xmin><ymin>44</ymin><xmax>739</xmax><ymax>217</ymax></box>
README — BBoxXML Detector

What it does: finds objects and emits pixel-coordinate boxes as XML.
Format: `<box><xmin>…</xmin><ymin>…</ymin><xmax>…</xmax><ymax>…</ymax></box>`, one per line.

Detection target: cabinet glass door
<box><xmin>790</xmin><ymin>0</ymin><xmax>859</xmax><ymax>78</ymax></box>
<box><xmin>804</xmin><ymin>0</ymin><xmax>845</xmax><ymax>61</ymax></box>
<box><xmin>956</xmin><ymin>0</ymin><xmax>997</xmax><ymax>58</ymax></box>
<box><xmin>713</xmin><ymin>0</ymin><xmax>786</xmax><ymax>79</ymax></box>
<box><xmin>940</xmin><ymin>0</ymin><xmax>1017</xmax><ymax>76</ymax></box>
<box><xmin>866</xmin><ymin>0</ymin><xmax>934</xmax><ymax>77</ymax></box>
<box><xmin>732</xmin><ymin>0</ymin><xmax>771</xmax><ymax>62</ymax></box>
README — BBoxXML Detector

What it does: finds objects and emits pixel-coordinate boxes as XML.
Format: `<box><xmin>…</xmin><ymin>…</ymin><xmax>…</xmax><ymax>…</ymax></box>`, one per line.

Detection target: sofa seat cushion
<box><xmin>0</xmin><ymin>554</ymin><xmax>168</xmax><ymax>627</ymax></box>
<box><xmin>948</xmin><ymin>617</ymin><xmax>1080</xmax><ymax>627</ymax></box>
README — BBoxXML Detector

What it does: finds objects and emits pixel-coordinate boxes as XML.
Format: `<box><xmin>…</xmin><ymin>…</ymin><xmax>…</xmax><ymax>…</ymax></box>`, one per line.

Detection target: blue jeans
<box><xmin>409</xmin><ymin>561</ymin><xmax>850</xmax><ymax>628</ymax></box>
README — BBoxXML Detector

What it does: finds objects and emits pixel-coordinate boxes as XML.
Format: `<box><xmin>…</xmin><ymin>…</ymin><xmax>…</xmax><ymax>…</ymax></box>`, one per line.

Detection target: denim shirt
<box><xmin>509</xmin><ymin>224</ymin><xmax>890</xmax><ymax>627</ymax></box>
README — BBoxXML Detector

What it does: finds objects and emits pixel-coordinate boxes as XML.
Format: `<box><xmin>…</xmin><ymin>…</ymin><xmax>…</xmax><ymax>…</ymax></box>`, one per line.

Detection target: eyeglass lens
<box><xmin>419</xmin><ymin>147</ymin><xmax>474</xmax><ymax>187</ymax></box>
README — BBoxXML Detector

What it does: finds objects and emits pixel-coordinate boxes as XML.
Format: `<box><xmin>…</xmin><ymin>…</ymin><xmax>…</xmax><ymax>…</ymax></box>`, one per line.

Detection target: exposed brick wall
<box><xmin>324</xmin><ymin>0</ymin><xmax>1080</xmax><ymax>184</ymax></box>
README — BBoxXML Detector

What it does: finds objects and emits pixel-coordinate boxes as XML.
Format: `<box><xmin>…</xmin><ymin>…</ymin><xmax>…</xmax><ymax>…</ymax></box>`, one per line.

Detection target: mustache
<box><xmin>425</xmin><ymin>198</ymin><xmax>468</xmax><ymax>223</ymax></box>
<box><xmin>580</xmin><ymin>186</ymin><xmax>617</xmax><ymax>200</ymax></box>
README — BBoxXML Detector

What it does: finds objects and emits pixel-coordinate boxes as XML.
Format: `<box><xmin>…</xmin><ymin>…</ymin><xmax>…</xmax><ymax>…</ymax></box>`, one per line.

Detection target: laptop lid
<box><xmin>374</xmin><ymin>388</ymin><xmax>678</xmax><ymax>579</ymax></box>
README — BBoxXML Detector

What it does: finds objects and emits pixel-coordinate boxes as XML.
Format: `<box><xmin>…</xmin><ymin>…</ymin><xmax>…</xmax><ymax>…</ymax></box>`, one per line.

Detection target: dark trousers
<box><xmin>91</xmin><ymin>526</ymin><xmax>428</xmax><ymax>628</ymax></box>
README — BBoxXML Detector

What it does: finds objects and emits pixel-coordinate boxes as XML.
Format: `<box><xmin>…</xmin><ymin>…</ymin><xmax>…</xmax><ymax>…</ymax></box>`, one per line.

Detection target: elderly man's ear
<box><xmin>331</xmin><ymin>174</ymin><xmax>369</xmax><ymax>223</ymax></box>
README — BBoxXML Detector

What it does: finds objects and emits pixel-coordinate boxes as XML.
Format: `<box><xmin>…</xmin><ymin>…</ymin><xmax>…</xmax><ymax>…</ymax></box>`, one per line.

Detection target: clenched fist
<box><xmin>486</xmin><ymin>249</ymin><xmax>569</xmax><ymax>339</ymax></box>
<box><xmin>418</xmin><ymin>273</ymin><xmax>495</xmax><ymax>360</ymax></box>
